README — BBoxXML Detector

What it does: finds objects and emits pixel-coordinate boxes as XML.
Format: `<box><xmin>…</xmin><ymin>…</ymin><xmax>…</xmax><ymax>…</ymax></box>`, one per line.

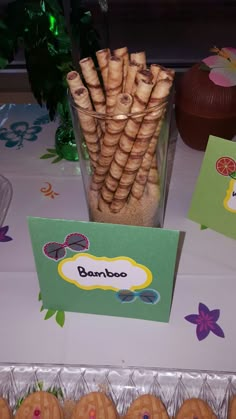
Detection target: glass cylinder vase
<box><xmin>55</xmin><ymin>102</ymin><xmax>79</xmax><ymax>161</ymax></box>
<box><xmin>70</xmin><ymin>89</ymin><xmax>173</xmax><ymax>227</ymax></box>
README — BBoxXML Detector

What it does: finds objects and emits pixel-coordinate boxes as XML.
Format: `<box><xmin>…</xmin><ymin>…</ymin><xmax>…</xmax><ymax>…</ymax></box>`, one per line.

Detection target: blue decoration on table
<box><xmin>0</xmin><ymin>121</ymin><xmax>42</xmax><ymax>149</ymax></box>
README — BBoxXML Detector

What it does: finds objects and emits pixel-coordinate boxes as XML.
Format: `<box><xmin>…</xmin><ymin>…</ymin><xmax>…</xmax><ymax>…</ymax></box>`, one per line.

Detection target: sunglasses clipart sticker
<box><xmin>43</xmin><ymin>233</ymin><xmax>89</xmax><ymax>261</ymax></box>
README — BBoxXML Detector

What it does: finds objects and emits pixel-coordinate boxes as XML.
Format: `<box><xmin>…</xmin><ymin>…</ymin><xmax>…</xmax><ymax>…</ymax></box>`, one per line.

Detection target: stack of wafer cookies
<box><xmin>67</xmin><ymin>46</ymin><xmax>174</xmax><ymax>227</ymax></box>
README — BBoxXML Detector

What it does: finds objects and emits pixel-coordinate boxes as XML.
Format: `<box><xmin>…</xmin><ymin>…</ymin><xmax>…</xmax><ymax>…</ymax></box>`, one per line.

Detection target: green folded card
<box><xmin>188</xmin><ymin>135</ymin><xmax>236</xmax><ymax>239</ymax></box>
<box><xmin>28</xmin><ymin>217</ymin><xmax>180</xmax><ymax>323</ymax></box>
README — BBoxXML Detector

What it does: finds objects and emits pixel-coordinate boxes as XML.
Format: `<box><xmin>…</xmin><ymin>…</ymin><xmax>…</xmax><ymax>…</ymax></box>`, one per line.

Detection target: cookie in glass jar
<box><xmin>15</xmin><ymin>391</ymin><xmax>63</xmax><ymax>419</ymax></box>
<box><xmin>124</xmin><ymin>394</ymin><xmax>169</xmax><ymax>419</ymax></box>
<box><xmin>0</xmin><ymin>398</ymin><xmax>12</xmax><ymax>419</ymax></box>
<box><xmin>71</xmin><ymin>392</ymin><xmax>118</xmax><ymax>419</ymax></box>
<box><xmin>176</xmin><ymin>398</ymin><xmax>216</xmax><ymax>419</ymax></box>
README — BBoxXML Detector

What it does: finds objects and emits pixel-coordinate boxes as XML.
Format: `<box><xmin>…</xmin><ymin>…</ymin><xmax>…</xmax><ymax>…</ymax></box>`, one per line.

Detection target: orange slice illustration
<box><xmin>216</xmin><ymin>156</ymin><xmax>236</xmax><ymax>176</ymax></box>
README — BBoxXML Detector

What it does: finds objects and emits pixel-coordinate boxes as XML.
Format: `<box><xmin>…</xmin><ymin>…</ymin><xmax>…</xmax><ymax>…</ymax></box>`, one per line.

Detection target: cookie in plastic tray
<box><xmin>0</xmin><ymin>364</ymin><xmax>236</xmax><ymax>418</ymax></box>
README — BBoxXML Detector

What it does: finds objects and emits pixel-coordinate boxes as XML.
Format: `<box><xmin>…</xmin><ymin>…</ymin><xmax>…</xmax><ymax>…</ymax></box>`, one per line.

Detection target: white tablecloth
<box><xmin>0</xmin><ymin>104</ymin><xmax>235</xmax><ymax>371</ymax></box>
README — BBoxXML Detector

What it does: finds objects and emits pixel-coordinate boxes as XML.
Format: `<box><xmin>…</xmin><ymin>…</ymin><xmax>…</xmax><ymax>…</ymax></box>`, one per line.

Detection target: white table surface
<box><xmin>0</xmin><ymin>104</ymin><xmax>235</xmax><ymax>372</ymax></box>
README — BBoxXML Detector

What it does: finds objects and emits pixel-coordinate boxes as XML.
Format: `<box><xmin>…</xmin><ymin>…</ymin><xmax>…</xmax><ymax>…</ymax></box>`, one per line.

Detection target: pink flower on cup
<box><xmin>202</xmin><ymin>47</ymin><xmax>236</xmax><ymax>87</ymax></box>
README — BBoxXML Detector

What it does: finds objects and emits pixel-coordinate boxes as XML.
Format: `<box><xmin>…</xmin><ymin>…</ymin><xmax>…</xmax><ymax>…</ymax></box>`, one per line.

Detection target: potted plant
<box><xmin>0</xmin><ymin>0</ymin><xmax>101</xmax><ymax>160</ymax></box>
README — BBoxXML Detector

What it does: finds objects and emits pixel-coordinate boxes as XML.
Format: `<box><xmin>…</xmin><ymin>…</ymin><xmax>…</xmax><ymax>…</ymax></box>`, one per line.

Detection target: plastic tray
<box><xmin>0</xmin><ymin>363</ymin><xmax>235</xmax><ymax>417</ymax></box>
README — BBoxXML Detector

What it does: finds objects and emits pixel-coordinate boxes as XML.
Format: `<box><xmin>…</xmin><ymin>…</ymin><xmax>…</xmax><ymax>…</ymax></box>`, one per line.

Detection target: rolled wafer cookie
<box><xmin>176</xmin><ymin>398</ymin><xmax>216</xmax><ymax>419</ymax></box>
<box><xmin>150</xmin><ymin>64</ymin><xmax>162</xmax><ymax>83</ymax></box>
<box><xmin>106</xmin><ymin>56</ymin><xmax>124</xmax><ymax>114</ymax></box>
<box><xmin>67</xmin><ymin>71</ymin><xmax>84</xmax><ymax>93</ymax></box>
<box><xmin>158</xmin><ymin>68</ymin><xmax>175</xmax><ymax>81</ymax></box>
<box><xmin>131</xmin><ymin>69</ymin><xmax>154</xmax><ymax>95</ymax></box>
<box><xmin>79</xmin><ymin>57</ymin><xmax>106</xmax><ymax>118</ymax></box>
<box><xmin>96</xmin><ymin>48</ymin><xmax>111</xmax><ymax>90</ymax></box>
<box><xmin>110</xmin><ymin>79</ymin><xmax>167</xmax><ymax>212</ymax></box>
<box><xmin>124</xmin><ymin>394</ymin><xmax>169</xmax><ymax>419</ymax></box>
<box><xmin>0</xmin><ymin>398</ymin><xmax>12</xmax><ymax>419</ymax></box>
<box><xmin>91</xmin><ymin>93</ymin><xmax>133</xmax><ymax>194</ymax></box>
<box><xmin>131</xmin><ymin>119</ymin><xmax>163</xmax><ymax>199</ymax></box>
<box><xmin>71</xmin><ymin>392</ymin><xmax>118</xmax><ymax>419</ymax></box>
<box><xmin>15</xmin><ymin>391</ymin><xmax>63</xmax><ymax>419</ymax></box>
<box><xmin>124</xmin><ymin>61</ymin><xmax>142</xmax><ymax>94</ymax></box>
<box><xmin>131</xmin><ymin>79</ymin><xmax>173</xmax><ymax>199</ymax></box>
<box><xmin>228</xmin><ymin>395</ymin><xmax>236</xmax><ymax>419</ymax></box>
<box><xmin>130</xmin><ymin>51</ymin><xmax>147</xmax><ymax>68</ymax></box>
<box><xmin>147</xmin><ymin>155</ymin><xmax>159</xmax><ymax>185</ymax></box>
<box><xmin>73</xmin><ymin>87</ymin><xmax>101</xmax><ymax>169</ymax></box>
<box><xmin>98</xmin><ymin>94</ymin><xmax>133</xmax><ymax>207</ymax></box>
<box><xmin>104</xmin><ymin>79</ymin><xmax>154</xmax><ymax>206</ymax></box>
<box><xmin>113</xmin><ymin>46</ymin><xmax>129</xmax><ymax>90</ymax></box>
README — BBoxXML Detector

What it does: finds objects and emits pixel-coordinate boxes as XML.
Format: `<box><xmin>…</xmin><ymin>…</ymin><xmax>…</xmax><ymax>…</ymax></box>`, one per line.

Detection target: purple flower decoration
<box><xmin>185</xmin><ymin>303</ymin><xmax>225</xmax><ymax>341</ymax></box>
<box><xmin>0</xmin><ymin>226</ymin><xmax>12</xmax><ymax>242</ymax></box>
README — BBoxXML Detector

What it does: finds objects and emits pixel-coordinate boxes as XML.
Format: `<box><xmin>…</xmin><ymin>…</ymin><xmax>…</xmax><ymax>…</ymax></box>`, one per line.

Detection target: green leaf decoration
<box><xmin>52</xmin><ymin>155</ymin><xmax>63</xmax><ymax>163</ymax></box>
<box><xmin>229</xmin><ymin>171</ymin><xmax>236</xmax><ymax>180</ymax></box>
<box><xmin>15</xmin><ymin>397</ymin><xmax>24</xmax><ymax>410</ymax></box>
<box><xmin>199</xmin><ymin>63</ymin><xmax>211</xmax><ymax>72</ymax></box>
<box><xmin>40</xmin><ymin>153</ymin><xmax>55</xmax><ymax>159</ymax></box>
<box><xmin>48</xmin><ymin>386</ymin><xmax>64</xmax><ymax>400</ymax></box>
<box><xmin>200</xmin><ymin>225</ymin><xmax>208</xmax><ymax>230</ymax></box>
<box><xmin>56</xmin><ymin>311</ymin><xmax>65</xmax><ymax>327</ymax></box>
<box><xmin>46</xmin><ymin>148</ymin><xmax>57</xmax><ymax>154</ymax></box>
<box><xmin>38</xmin><ymin>293</ymin><xmax>66</xmax><ymax>327</ymax></box>
<box><xmin>38</xmin><ymin>381</ymin><xmax>44</xmax><ymax>391</ymax></box>
<box><xmin>0</xmin><ymin>57</ymin><xmax>9</xmax><ymax>68</ymax></box>
<box><xmin>44</xmin><ymin>309</ymin><xmax>56</xmax><ymax>320</ymax></box>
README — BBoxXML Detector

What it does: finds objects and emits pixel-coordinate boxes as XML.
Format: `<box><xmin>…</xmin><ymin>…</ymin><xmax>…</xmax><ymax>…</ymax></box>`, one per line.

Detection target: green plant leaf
<box><xmin>40</xmin><ymin>304</ymin><xmax>44</xmax><ymax>312</ymax></box>
<box><xmin>200</xmin><ymin>225</ymin><xmax>208</xmax><ymax>230</ymax></box>
<box><xmin>56</xmin><ymin>311</ymin><xmax>65</xmax><ymax>327</ymax></box>
<box><xmin>199</xmin><ymin>63</ymin><xmax>210</xmax><ymax>72</ymax></box>
<box><xmin>38</xmin><ymin>292</ymin><xmax>42</xmax><ymax>301</ymax></box>
<box><xmin>44</xmin><ymin>309</ymin><xmax>56</xmax><ymax>320</ymax></box>
<box><xmin>46</xmin><ymin>148</ymin><xmax>57</xmax><ymax>154</ymax></box>
<box><xmin>40</xmin><ymin>153</ymin><xmax>55</xmax><ymax>159</ymax></box>
<box><xmin>0</xmin><ymin>21</ymin><xmax>7</xmax><ymax>30</ymax></box>
<box><xmin>0</xmin><ymin>57</ymin><xmax>9</xmax><ymax>68</ymax></box>
<box><xmin>52</xmin><ymin>156</ymin><xmax>63</xmax><ymax>163</ymax></box>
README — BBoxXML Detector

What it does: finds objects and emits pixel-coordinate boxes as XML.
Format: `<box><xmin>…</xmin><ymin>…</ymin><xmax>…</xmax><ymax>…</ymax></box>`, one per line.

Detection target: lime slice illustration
<box><xmin>229</xmin><ymin>171</ymin><xmax>236</xmax><ymax>180</ymax></box>
<box><xmin>216</xmin><ymin>156</ymin><xmax>236</xmax><ymax>176</ymax></box>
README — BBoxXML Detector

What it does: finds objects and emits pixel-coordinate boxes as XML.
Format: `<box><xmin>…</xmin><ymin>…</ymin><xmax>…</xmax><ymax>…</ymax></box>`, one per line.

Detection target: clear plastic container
<box><xmin>0</xmin><ymin>362</ymin><xmax>235</xmax><ymax>418</ymax></box>
<box><xmin>70</xmin><ymin>89</ymin><xmax>173</xmax><ymax>228</ymax></box>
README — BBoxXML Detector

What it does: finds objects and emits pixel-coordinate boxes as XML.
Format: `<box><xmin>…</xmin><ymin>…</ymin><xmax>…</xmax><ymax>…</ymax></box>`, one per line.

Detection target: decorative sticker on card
<box><xmin>28</xmin><ymin>217</ymin><xmax>179</xmax><ymax>323</ymax></box>
<box><xmin>188</xmin><ymin>135</ymin><xmax>236</xmax><ymax>240</ymax></box>
<box><xmin>58</xmin><ymin>254</ymin><xmax>152</xmax><ymax>291</ymax></box>
<box><xmin>214</xmin><ymin>156</ymin><xmax>236</xmax><ymax>213</ymax></box>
